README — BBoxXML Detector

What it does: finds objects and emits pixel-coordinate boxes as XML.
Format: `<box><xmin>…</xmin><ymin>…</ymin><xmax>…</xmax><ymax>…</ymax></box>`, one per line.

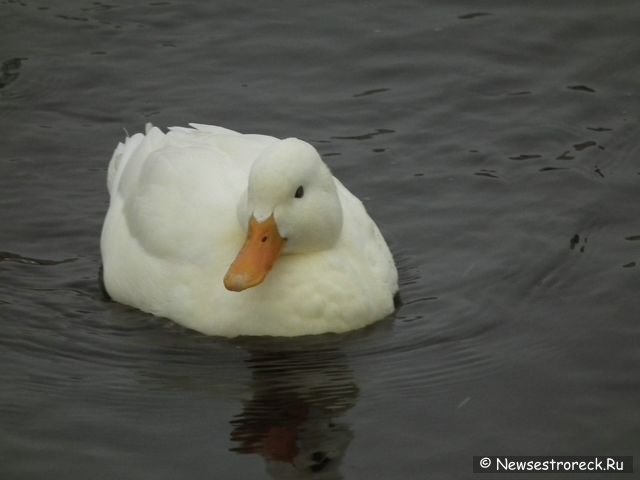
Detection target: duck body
<box><xmin>100</xmin><ymin>124</ymin><xmax>398</xmax><ymax>337</ymax></box>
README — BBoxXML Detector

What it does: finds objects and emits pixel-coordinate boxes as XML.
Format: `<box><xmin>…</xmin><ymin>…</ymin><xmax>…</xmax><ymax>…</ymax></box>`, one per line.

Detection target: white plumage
<box><xmin>100</xmin><ymin>124</ymin><xmax>398</xmax><ymax>337</ymax></box>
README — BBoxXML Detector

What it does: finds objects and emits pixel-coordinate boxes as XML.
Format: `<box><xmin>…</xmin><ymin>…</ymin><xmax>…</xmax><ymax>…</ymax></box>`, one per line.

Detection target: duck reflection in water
<box><xmin>230</xmin><ymin>346</ymin><xmax>358</xmax><ymax>479</ymax></box>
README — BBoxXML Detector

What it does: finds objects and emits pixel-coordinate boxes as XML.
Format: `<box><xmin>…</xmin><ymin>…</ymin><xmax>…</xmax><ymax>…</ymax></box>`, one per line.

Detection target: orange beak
<box><xmin>224</xmin><ymin>215</ymin><xmax>286</xmax><ymax>292</ymax></box>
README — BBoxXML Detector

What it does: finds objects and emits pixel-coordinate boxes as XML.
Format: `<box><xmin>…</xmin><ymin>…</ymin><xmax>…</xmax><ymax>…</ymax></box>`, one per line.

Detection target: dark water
<box><xmin>2</xmin><ymin>1</ymin><xmax>640</xmax><ymax>478</ymax></box>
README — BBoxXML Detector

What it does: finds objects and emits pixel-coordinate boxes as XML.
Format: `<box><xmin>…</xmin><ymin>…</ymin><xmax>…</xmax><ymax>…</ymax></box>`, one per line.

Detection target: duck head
<box><xmin>224</xmin><ymin>138</ymin><xmax>343</xmax><ymax>291</ymax></box>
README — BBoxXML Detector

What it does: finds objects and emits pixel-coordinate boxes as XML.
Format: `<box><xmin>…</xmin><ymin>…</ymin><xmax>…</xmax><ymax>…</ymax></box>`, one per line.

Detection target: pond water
<box><xmin>1</xmin><ymin>0</ymin><xmax>639</xmax><ymax>478</ymax></box>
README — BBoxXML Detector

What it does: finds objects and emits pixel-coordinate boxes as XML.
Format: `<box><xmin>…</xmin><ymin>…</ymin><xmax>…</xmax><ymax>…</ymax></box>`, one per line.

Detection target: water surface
<box><xmin>1</xmin><ymin>1</ymin><xmax>639</xmax><ymax>478</ymax></box>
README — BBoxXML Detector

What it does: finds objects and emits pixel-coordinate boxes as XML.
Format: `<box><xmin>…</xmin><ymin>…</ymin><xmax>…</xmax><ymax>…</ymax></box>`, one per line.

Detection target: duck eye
<box><xmin>294</xmin><ymin>185</ymin><xmax>304</xmax><ymax>199</ymax></box>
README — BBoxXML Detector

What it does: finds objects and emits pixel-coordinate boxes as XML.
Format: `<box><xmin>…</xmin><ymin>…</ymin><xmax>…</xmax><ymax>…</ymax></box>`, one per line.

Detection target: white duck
<box><xmin>100</xmin><ymin>124</ymin><xmax>398</xmax><ymax>337</ymax></box>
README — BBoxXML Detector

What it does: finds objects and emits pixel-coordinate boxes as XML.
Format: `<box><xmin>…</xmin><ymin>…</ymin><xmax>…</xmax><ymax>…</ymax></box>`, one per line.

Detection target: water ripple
<box><xmin>331</xmin><ymin>128</ymin><xmax>394</xmax><ymax>141</ymax></box>
<box><xmin>0</xmin><ymin>251</ymin><xmax>77</xmax><ymax>266</ymax></box>
<box><xmin>0</xmin><ymin>57</ymin><xmax>26</xmax><ymax>90</ymax></box>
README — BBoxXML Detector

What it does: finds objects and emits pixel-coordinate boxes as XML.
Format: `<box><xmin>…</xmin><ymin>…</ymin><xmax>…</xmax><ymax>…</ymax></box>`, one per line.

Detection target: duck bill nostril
<box><xmin>224</xmin><ymin>215</ymin><xmax>286</xmax><ymax>291</ymax></box>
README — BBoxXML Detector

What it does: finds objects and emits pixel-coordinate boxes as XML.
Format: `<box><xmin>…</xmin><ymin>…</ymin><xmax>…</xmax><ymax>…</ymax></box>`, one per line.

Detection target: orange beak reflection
<box><xmin>224</xmin><ymin>215</ymin><xmax>286</xmax><ymax>292</ymax></box>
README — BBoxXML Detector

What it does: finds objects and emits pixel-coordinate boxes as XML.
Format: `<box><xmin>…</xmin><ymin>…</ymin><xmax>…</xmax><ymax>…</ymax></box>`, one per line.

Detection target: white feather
<box><xmin>100</xmin><ymin>124</ymin><xmax>398</xmax><ymax>337</ymax></box>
